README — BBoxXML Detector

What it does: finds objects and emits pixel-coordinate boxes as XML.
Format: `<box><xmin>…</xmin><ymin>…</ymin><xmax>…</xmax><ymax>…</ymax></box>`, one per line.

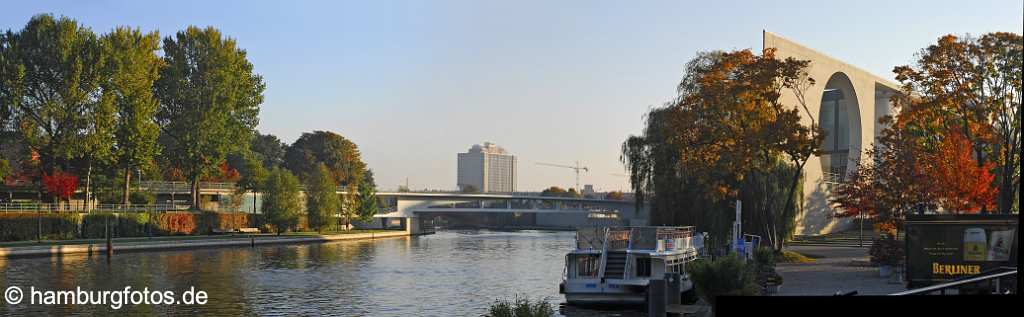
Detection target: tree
<box><xmin>251</xmin><ymin>132</ymin><xmax>287</xmax><ymax>170</ymax></box>
<box><xmin>830</xmin><ymin>114</ymin><xmax>939</xmax><ymax>232</ymax></box>
<box><xmin>0</xmin><ymin>14</ymin><xmax>106</xmax><ymax>178</ymax></box>
<box><xmin>540</xmin><ymin>186</ymin><xmax>567</xmax><ymax>197</ymax></box>
<box><xmin>460</xmin><ymin>184</ymin><xmax>480</xmax><ymax>193</ymax></box>
<box><xmin>227</xmin><ymin>149</ymin><xmax>267</xmax><ymax>212</ymax></box>
<box><xmin>100</xmin><ymin>26</ymin><xmax>162</xmax><ymax>206</ymax></box>
<box><xmin>262</xmin><ymin>168</ymin><xmax>301</xmax><ymax>235</ymax></box>
<box><xmin>605</xmin><ymin>191</ymin><xmax>625</xmax><ymax>200</ymax></box>
<box><xmin>893</xmin><ymin>33</ymin><xmax>1021</xmax><ymax>214</ymax></box>
<box><xmin>155</xmin><ymin>26</ymin><xmax>264</xmax><ymax>210</ymax></box>
<box><xmin>622</xmin><ymin>49</ymin><xmax>818</xmax><ymax>250</ymax></box>
<box><xmin>927</xmin><ymin>132</ymin><xmax>998</xmax><ymax>213</ymax></box>
<box><xmin>306</xmin><ymin>163</ymin><xmax>340</xmax><ymax>233</ymax></box>
<box><xmin>0</xmin><ymin>159</ymin><xmax>9</xmax><ymax>180</ymax></box>
<box><xmin>566</xmin><ymin>188</ymin><xmax>581</xmax><ymax>198</ymax></box>
<box><xmin>356</xmin><ymin>170</ymin><xmax>380</xmax><ymax>223</ymax></box>
<box><xmin>42</xmin><ymin>170</ymin><xmax>78</xmax><ymax>208</ymax></box>
<box><xmin>284</xmin><ymin>131</ymin><xmax>366</xmax><ymax>187</ymax></box>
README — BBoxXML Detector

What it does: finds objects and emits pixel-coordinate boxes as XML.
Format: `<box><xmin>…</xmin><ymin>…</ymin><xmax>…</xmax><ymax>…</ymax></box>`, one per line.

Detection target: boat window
<box><xmin>635</xmin><ymin>258</ymin><xmax>651</xmax><ymax>277</ymax></box>
<box><xmin>575</xmin><ymin>254</ymin><xmax>600</xmax><ymax>277</ymax></box>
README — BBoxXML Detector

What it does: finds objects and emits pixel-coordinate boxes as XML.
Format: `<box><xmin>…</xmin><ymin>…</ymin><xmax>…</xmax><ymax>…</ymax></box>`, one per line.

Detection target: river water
<box><xmin>1</xmin><ymin>230</ymin><xmax>641</xmax><ymax>316</ymax></box>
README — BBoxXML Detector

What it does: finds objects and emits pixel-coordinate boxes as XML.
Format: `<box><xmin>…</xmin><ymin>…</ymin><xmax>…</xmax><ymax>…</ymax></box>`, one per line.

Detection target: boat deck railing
<box><xmin>575</xmin><ymin>226</ymin><xmax>695</xmax><ymax>251</ymax></box>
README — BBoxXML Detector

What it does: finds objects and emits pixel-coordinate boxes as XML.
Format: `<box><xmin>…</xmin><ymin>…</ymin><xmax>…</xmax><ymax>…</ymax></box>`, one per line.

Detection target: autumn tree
<box><xmin>622</xmin><ymin>49</ymin><xmax>819</xmax><ymax>250</ymax></box>
<box><xmin>155</xmin><ymin>26</ymin><xmax>264</xmax><ymax>210</ymax></box>
<box><xmin>100</xmin><ymin>26</ymin><xmax>163</xmax><ymax>206</ymax></box>
<box><xmin>893</xmin><ymin>33</ymin><xmax>1021</xmax><ymax>214</ymax></box>
<box><xmin>927</xmin><ymin>132</ymin><xmax>998</xmax><ymax>213</ymax></box>
<box><xmin>831</xmin><ymin>114</ymin><xmax>939</xmax><ymax>232</ymax></box>
<box><xmin>42</xmin><ymin>170</ymin><xmax>78</xmax><ymax>208</ymax></box>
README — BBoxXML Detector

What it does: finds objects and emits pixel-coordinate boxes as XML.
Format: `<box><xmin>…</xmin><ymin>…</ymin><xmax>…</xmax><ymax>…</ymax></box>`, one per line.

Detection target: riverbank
<box><xmin>0</xmin><ymin>230</ymin><xmax>414</xmax><ymax>258</ymax></box>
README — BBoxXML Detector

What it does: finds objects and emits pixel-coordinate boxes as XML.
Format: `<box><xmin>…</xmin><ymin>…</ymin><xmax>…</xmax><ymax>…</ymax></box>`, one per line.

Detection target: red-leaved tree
<box><xmin>42</xmin><ymin>170</ymin><xmax>79</xmax><ymax>202</ymax></box>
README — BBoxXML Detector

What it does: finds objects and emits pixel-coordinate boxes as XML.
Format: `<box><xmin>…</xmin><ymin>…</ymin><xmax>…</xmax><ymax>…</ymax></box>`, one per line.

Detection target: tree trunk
<box><xmin>776</xmin><ymin>160</ymin><xmax>807</xmax><ymax>252</ymax></box>
<box><xmin>85</xmin><ymin>163</ymin><xmax>92</xmax><ymax>212</ymax></box>
<box><xmin>123</xmin><ymin>167</ymin><xmax>132</xmax><ymax>207</ymax></box>
<box><xmin>190</xmin><ymin>178</ymin><xmax>201</xmax><ymax>211</ymax></box>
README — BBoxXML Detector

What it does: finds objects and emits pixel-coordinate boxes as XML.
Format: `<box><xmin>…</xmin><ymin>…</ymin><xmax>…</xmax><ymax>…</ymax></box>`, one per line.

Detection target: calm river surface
<box><xmin>1</xmin><ymin>230</ymin><xmax>641</xmax><ymax>316</ymax></box>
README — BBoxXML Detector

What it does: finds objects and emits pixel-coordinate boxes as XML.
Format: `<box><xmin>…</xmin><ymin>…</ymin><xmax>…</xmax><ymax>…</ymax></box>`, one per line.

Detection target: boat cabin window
<box><xmin>635</xmin><ymin>258</ymin><xmax>651</xmax><ymax>277</ymax></box>
<box><xmin>575</xmin><ymin>254</ymin><xmax>600</xmax><ymax>277</ymax></box>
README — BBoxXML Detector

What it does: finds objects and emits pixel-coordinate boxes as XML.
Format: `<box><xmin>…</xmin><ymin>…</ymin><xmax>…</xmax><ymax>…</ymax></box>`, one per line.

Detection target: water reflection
<box><xmin>2</xmin><ymin>230</ymin><xmax>641</xmax><ymax>316</ymax></box>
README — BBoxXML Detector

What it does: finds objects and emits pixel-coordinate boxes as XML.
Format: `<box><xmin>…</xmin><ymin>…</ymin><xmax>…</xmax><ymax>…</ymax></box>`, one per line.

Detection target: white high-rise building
<box><xmin>457</xmin><ymin>142</ymin><xmax>516</xmax><ymax>193</ymax></box>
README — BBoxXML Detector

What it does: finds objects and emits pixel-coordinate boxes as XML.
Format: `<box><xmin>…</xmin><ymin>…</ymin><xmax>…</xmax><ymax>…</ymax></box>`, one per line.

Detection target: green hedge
<box><xmin>0</xmin><ymin>213</ymin><xmax>80</xmax><ymax>241</ymax></box>
<box><xmin>0</xmin><ymin>211</ymin><xmax>267</xmax><ymax>241</ymax></box>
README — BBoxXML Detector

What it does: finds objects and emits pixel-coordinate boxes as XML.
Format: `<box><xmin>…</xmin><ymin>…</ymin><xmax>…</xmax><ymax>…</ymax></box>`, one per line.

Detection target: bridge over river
<box><xmin>370</xmin><ymin>192</ymin><xmax>648</xmax><ymax>233</ymax></box>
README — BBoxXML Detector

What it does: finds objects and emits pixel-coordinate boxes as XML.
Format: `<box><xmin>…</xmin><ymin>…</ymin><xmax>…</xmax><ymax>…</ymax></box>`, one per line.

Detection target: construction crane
<box><xmin>536</xmin><ymin>161</ymin><xmax>589</xmax><ymax>191</ymax></box>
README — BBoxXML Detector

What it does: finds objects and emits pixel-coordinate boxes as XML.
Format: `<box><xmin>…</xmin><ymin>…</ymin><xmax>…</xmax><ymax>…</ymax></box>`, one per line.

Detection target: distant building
<box><xmin>457</xmin><ymin>142</ymin><xmax>516</xmax><ymax>193</ymax></box>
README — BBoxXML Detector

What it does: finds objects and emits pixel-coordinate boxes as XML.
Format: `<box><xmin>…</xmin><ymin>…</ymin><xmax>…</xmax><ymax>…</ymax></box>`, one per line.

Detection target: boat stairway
<box><xmin>603</xmin><ymin>251</ymin><xmax>627</xmax><ymax>279</ymax></box>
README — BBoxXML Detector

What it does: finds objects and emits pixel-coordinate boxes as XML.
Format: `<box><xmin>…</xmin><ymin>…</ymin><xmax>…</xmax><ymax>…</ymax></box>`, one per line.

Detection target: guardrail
<box><xmin>891</xmin><ymin>267</ymin><xmax>1017</xmax><ymax>295</ymax></box>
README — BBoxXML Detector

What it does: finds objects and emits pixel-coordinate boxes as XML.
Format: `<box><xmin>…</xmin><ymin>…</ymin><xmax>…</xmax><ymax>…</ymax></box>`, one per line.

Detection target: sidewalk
<box><xmin>775</xmin><ymin>245</ymin><xmax>907</xmax><ymax>295</ymax></box>
<box><xmin>0</xmin><ymin>230</ymin><xmax>411</xmax><ymax>258</ymax></box>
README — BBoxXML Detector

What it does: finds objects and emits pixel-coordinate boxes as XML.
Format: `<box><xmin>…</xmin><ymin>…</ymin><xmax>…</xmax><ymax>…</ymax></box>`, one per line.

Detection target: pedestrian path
<box><xmin>775</xmin><ymin>245</ymin><xmax>907</xmax><ymax>295</ymax></box>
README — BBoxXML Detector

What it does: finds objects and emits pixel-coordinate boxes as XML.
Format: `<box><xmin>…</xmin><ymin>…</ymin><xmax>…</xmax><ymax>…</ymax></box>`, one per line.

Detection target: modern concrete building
<box><xmin>457</xmin><ymin>142</ymin><xmax>517</xmax><ymax>193</ymax></box>
<box><xmin>765</xmin><ymin>31</ymin><xmax>902</xmax><ymax>235</ymax></box>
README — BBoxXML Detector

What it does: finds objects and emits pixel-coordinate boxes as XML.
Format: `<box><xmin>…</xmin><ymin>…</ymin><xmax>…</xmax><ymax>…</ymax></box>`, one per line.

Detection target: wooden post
<box><xmin>105</xmin><ymin>214</ymin><xmax>113</xmax><ymax>256</ymax></box>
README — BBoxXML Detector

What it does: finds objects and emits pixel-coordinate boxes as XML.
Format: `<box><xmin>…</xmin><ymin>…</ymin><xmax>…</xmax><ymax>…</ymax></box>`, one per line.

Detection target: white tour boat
<box><xmin>559</xmin><ymin>226</ymin><xmax>701</xmax><ymax>306</ymax></box>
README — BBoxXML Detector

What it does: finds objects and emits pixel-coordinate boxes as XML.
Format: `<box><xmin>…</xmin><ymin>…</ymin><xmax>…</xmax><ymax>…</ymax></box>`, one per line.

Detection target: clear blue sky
<box><xmin>4</xmin><ymin>1</ymin><xmax>1022</xmax><ymax>191</ymax></box>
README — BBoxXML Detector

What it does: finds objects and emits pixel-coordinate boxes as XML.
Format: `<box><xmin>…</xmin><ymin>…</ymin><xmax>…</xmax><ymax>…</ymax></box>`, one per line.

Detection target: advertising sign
<box><xmin>905</xmin><ymin>214</ymin><xmax>1018</xmax><ymax>287</ymax></box>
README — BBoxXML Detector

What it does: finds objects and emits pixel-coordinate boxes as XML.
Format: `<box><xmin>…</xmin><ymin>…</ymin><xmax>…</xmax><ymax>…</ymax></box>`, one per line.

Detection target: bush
<box><xmin>869</xmin><ymin>234</ymin><xmax>904</xmax><ymax>266</ymax></box>
<box><xmin>0</xmin><ymin>211</ymin><xmax>265</xmax><ymax>241</ymax></box>
<box><xmin>0</xmin><ymin>212</ymin><xmax>80</xmax><ymax>241</ymax></box>
<box><xmin>686</xmin><ymin>254</ymin><xmax>761</xmax><ymax>311</ymax></box>
<box><xmin>197</xmin><ymin>211</ymin><xmax>252</xmax><ymax>233</ymax></box>
<box><xmin>129</xmin><ymin>191</ymin><xmax>156</xmax><ymax>205</ymax></box>
<box><xmin>154</xmin><ymin>212</ymin><xmax>198</xmax><ymax>235</ymax></box>
<box><xmin>752</xmin><ymin>248</ymin><xmax>782</xmax><ymax>287</ymax></box>
<box><xmin>483</xmin><ymin>295</ymin><xmax>554</xmax><ymax>317</ymax></box>
<box><xmin>81</xmin><ymin>212</ymin><xmax>151</xmax><ymax>238</ymax></box>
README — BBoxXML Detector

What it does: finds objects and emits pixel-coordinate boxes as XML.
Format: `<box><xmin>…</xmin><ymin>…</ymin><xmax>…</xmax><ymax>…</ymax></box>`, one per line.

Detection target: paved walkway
<box><xmin>775</xmin><ymin>245</ymin><xmax>907</xmax><ymax>295</ymax></box>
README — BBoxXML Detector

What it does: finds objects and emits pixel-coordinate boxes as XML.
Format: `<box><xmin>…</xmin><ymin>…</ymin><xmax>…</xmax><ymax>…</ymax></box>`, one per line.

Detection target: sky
<box><xmin>3</xmin><ymin>1</ymin><xmax>1022</xmax><ymax>192</ymax></box>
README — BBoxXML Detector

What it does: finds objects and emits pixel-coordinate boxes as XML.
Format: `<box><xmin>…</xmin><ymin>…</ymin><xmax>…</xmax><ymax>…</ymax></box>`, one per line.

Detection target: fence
<box><xmin>0</xmin><ymin>202</ymin><xmax>243</xmax><ymax>213</ymax></box>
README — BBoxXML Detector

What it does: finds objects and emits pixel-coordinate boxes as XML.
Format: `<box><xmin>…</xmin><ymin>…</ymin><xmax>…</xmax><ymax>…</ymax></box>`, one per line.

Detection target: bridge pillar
<box><xmin>405</xmin><ymin>217</ymin><xmax>422</xmax><ymax>235</ymax></box>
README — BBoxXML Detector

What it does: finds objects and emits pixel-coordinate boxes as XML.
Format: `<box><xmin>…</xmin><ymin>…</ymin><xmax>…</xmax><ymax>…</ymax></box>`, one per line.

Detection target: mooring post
<box><xmin>666</xmin><ymin>272</ymin><xmax>681</xmax><ymax>306</ymax></box>
<box><xmin>648</xmin><ymin>278</ymin><xmax>667</xmax><ymax>317</ymax></box>
<box><xmin>105</xmin><ymin>214</ymin><xmax>113</xmax><ymax>256</ymax></box>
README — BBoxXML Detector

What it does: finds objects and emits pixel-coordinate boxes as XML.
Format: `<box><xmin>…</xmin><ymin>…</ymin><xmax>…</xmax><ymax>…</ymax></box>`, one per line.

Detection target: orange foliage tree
<box><xmin>926</xmin><ymin>132</ymin><xmax>998</xmax><ymax>213</ymax></box>
<box><xmin>203</xmin><ymin>161</ymin><xmax>242</xmax><ymax>182</ymax></box>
